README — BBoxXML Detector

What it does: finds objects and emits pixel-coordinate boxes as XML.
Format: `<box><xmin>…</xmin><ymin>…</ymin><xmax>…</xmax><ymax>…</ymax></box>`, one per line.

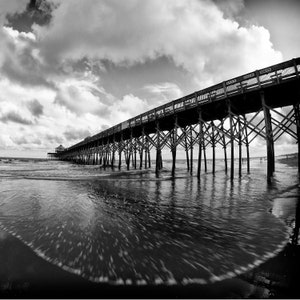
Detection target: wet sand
<box><xmin>1</xmin><ymin>228</ymin><xmax>300</xmax><ymax>298</ymax></box>
<box><xmin>277</xmin><ymin>153</ymin><xmax>298</xmax><ymax>168</ymax></box>
<box><xmin>1</xmin><ymin>155</ymin><xmax>300</xmax><ymax>298</ymax></box>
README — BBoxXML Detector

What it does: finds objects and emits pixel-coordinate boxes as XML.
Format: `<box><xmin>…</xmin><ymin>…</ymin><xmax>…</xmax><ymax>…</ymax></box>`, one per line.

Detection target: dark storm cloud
<box><xmin>6</xmin><ymin>0</ymin><xmax>53</xmax><ymax>32</ymax></box>
<box><xmin>27</xmin><ymin>99</ymin><xmax>43</xmax><ymax>117</ymax></box>
<box><xmin>0</xmin><ymin>111</ymin><xmax>33</xmax><ymax>125</ymax></box>
<box><xmin>64</xmin><ymin>128</ymin><xmax>91</xmax><ymax>141</ymax></box>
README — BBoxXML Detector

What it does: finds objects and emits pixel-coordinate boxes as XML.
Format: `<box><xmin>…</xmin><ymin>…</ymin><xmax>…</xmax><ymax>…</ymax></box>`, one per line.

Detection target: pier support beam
<box><xmin>118</xmin><ymin>137</ymin><xmax>123</xmax><ymax>170</ymax></box>
<box><xmin>221</xmin><ymin>121</ymin><xmax>228</xmax><ymax>174</ymax></box>
<box><xmin>155</xmin><ymin>122</ymin><xmax>162</xmax><ymax>176</ymax></box>
<box><xmin>203</xmin><ymin>138</ymin><xmax>207</xmax><ymax>173</ymax></box>
<box><xmin>139</xmin><ymin>146</ymin><xmax>143</xmax><ymax>170</ymax></box>
<box><xmin>125</xmin><ymin>150</ymin><xmax>130</xmax><ymax>170</ymax></box>
<box><xmin>148</xmin><ymin>148</ymin><xmax>151</xmax><ymax>169</ymax></box>
<box><xmin>294</xmin><ymin>103</ymin><xmax>300</xmax><ymax>175</ymax></box>
<box><xmin>228</xmin><ymin>101</ymin><xmax>234</xmax><ymax>181</ymax></box>
<box><xmin>134</xmin><ymin>141</ymin><xmax>137</xmax><ymax>170</ymax></box>
<box><xmin>190</xmin><ymin>125</ymin><xmax>194</xmax><ymax>175</ymax></box>
<box><xmin>144</xmin><ymin>140</ymin><xmax>148</xmax><ymax>169</ymax></box>
<box><xmin>238</xmin><ymin>116</ymin><xmax>242</xmax><ymax>177</ymax></box>
<box><xmin>139</xmin><ymin>129</ymin><xmax>144</xmax><ymax>170</ymax></box>
<box><xmin>211</xmin><ymin>121</ymin><xmax>216</xmax><ymax>175</ymax></box>
<box><xmin>197</xmin><ymin>111</ymin><xmax>207</xmax><ymax>175</ymax></box>
<box><xmin>184</xmin><ymin>127</ymin><xmax>190</xmax><ymax>172</ymax></box>
<box><xmin>261</xmin><ymin>91</ymin><xmax>275</xmax><ymax>182</ymax></box>
<box><xmin>243</xmin><ymin>115</ymin><xmax>250</xmax><ymax>174</ymax></box>
<box><xmin>118</xmin><ymin>150</ymin><xmax>122</xmax><ymax>170</ymax></box>
<box><xmin>197</xmin><ymin>110</ymin><xmax>203</xmax><ymax>179</ymax></box>
<box><xmin>171</xmin><ymin>116</ymin><xmax>178</xmax><ymax>177</ymax></box>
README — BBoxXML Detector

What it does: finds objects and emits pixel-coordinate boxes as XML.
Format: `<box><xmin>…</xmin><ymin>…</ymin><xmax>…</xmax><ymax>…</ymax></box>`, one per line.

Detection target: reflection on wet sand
<box><xmin>240</xmin><ymin>185</ymin><xmax>300</xmax><ymax>298</ymax></box>
<box><xmin>292</xmin><ymin>192</ymin><xmax>300</xmax><ymax>245</ymax></box>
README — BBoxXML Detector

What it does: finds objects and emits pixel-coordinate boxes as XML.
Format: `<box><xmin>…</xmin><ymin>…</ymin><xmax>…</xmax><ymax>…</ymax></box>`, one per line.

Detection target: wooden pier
<box><xmin>55</xmin><ymin>58</ymin><xmax>300</xmax><ymax>182</ymax></box>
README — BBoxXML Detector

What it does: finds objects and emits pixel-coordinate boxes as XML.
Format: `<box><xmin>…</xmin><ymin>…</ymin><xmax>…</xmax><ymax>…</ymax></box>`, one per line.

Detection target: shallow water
<box><xmin>0</xmin><ymin>157</ymin><xmax>298</xmax><ymax>285</ymax></box>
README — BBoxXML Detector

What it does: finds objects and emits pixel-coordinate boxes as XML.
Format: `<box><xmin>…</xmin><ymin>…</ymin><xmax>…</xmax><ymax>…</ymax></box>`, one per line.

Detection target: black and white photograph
<box><xmin>0</xmin><ymin>0</ymin><xmax>300</xmax><ymax>298</ymax></box>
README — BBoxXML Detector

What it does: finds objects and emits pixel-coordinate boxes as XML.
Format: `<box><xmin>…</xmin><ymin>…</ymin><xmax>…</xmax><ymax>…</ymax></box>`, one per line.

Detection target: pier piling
<box><xmin>261</xmin><ymin>91</ymin><xmax>275</xmax><ymax>182</ymax></box>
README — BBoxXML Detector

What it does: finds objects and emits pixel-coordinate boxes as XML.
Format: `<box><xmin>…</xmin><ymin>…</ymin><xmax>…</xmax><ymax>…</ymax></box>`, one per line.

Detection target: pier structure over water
<box><xmin>55</xmin><ymin>58</ymin><xmax>300</xmax><ymax>182</ymax></box>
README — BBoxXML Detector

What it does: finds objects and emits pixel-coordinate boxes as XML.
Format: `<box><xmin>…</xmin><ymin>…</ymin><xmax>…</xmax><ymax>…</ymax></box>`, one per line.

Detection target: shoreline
<box><xmin>1</xmin><ymin>228</ymin><xmax>300</xmax><ymax>298</ymax></box>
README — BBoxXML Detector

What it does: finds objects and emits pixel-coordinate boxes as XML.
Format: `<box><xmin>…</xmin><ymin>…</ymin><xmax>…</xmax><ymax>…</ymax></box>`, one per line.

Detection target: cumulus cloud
<box><xmin>10</xmin><ymin>135</ymin><xmax>28</xmax><ymax>145</ymax></box>
<box><xmin>0</xmin><ymin>26</ymin><xmax>56</xmax><ymax>88</ymax></box>
<box><xmin>54</xmin><ymin>78</ymin><xmax>110</xmax><ymax>116</ymax></box>
<box><xmin>45</xmin><ymin>133</ymin><xmax>63</xmax><ymax>144</ymax></box>
<box><xmin>27</xmin><ymin>99</ymin><xmax>44</xmax><ymax>117</ymax></box>
<box><xmin>0</xmin><ymin>1</ymin><xmax>29</xmax><ymax>68</ymax></box>
<box><xmin>11</xmin><ymin>134</ymin><xmax>42</xmax><ymax>146</ymax></box>
<box><xmin>0</xmin><ymin>110</ymin><xmax>33</xmax><ymax>125</ymax></box>
<box><xmin>213</xmin><ymin>0</ymin><xmax>244</xmax><ymax>19</ymax></box>
<box><xmin>144</xmin><ymin>82</ymin><xmax>183</xmax><ymax>104</ymax></box>
<box><xmin>33</xmin><ymin>0</ymin><xmax>282</xmax><ymax>87</ymax></box>
<box><xmin>110</xmin><ymin>94</ymin><xmax>149</xmax><ymax>123</ymax></box>
<box><xmin>0</xmin><ymin>0</ymin><xmax>289</xmax><ymax>157</ymax></box>
<box><xmin>64</xmin><ymin>128</ymin><xmax>91</xmax><ymax>141</ymax></box>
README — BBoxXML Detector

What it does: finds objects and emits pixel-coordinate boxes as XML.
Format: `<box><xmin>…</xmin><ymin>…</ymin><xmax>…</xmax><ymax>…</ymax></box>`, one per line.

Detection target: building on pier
<box><xmin>55</xmin><ymin>145</ymin><xmax>65</xmax><ymax>152</ymax></box>
<box><xmin>47</xmin><ymin>145</ymin><xmax>65</xmax><ymax>159</ymax></box>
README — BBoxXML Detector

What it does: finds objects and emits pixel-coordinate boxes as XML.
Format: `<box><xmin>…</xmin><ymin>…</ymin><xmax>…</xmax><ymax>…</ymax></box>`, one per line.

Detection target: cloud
<box><xmin>0</xmin><ymin>110</ymin><xmax>33</xmax><ymax>125</ymax></box>
<box><xmin>64</xmin><ymin>128</ymin><xmax>91</xmax><ymax>141</ymax></box>
<box><xmin>45</xmin><ymin>133</ymin><xmax>63</xmax><ymax>144</ymax></box>
<box><xmin>33</xmin><ymin>0</ymin><xmax>282</xmax><ymax>87</ymax></box>
<box><xmin>6</xmin><ymin>0</ymin><xmax>54</xmax><ymax>32</ymax></box>
<box><xmin>54</xmin><ymin>78</ymin><xmax>110</xmax><ymax>116</ymax></box>
<box><xmin>110</xmin><ymin>94</ymin><xmax>149</xmax><ymax>123</ymax></box>
<box><xmin>0</xmin><ymin>135</ymin><xmax>7</xmax><ymax>149</ymax></box>
<box><xmin>0</xmin><ymin>0</ymin><xmax>291</xmax><ymax>158</ymax></box>
<box><xmin>213</xmin><ymin>0</ymin><xmax>244</xmax><ymax>19</ymax></box>
<box><xmin>27</xmin><ymin>99</ymin><xmax>43</xmax><ymax>117</ymax></box>
<box><xmin>0</xmin><ymin>0</ymin><xmax>29</xmax><ymax>26</ymax></box>
<box><xmin>0</xmin><ymin>1</ymin><xmax>29</xmax><ymax>70</ymax></box>
<box><xmin>143</xmin><ymin>82</ymin><xmax>183</xmax><ymax>104</ymax></box>
<box><xmin>10</xmin><ymin>135</ymin><xmax>28</xmax><ymax>145</ymax></box>
<box><xmin>0</xmin><ymin>26</ymin><xmax>56</xmax><ymax>88</ymax></box>
<box><xmin>10</xmin><ymin>134</ymin><xmax>42</xmax><ymax>146</ymax></box>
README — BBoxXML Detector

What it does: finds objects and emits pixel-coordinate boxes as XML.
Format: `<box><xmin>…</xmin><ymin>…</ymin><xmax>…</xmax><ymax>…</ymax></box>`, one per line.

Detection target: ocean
<box><xmin>0</xmin><ymin>156</ymin><xmax>299</xmax><ymax>297</ymax></box>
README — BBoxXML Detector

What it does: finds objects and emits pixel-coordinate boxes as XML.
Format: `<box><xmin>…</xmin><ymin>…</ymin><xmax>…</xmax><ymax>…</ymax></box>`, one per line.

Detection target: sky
<box><xmin>0</xmin><ymin>0</ymin><xmax>299</xmax><ymax>158</ymax></box>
